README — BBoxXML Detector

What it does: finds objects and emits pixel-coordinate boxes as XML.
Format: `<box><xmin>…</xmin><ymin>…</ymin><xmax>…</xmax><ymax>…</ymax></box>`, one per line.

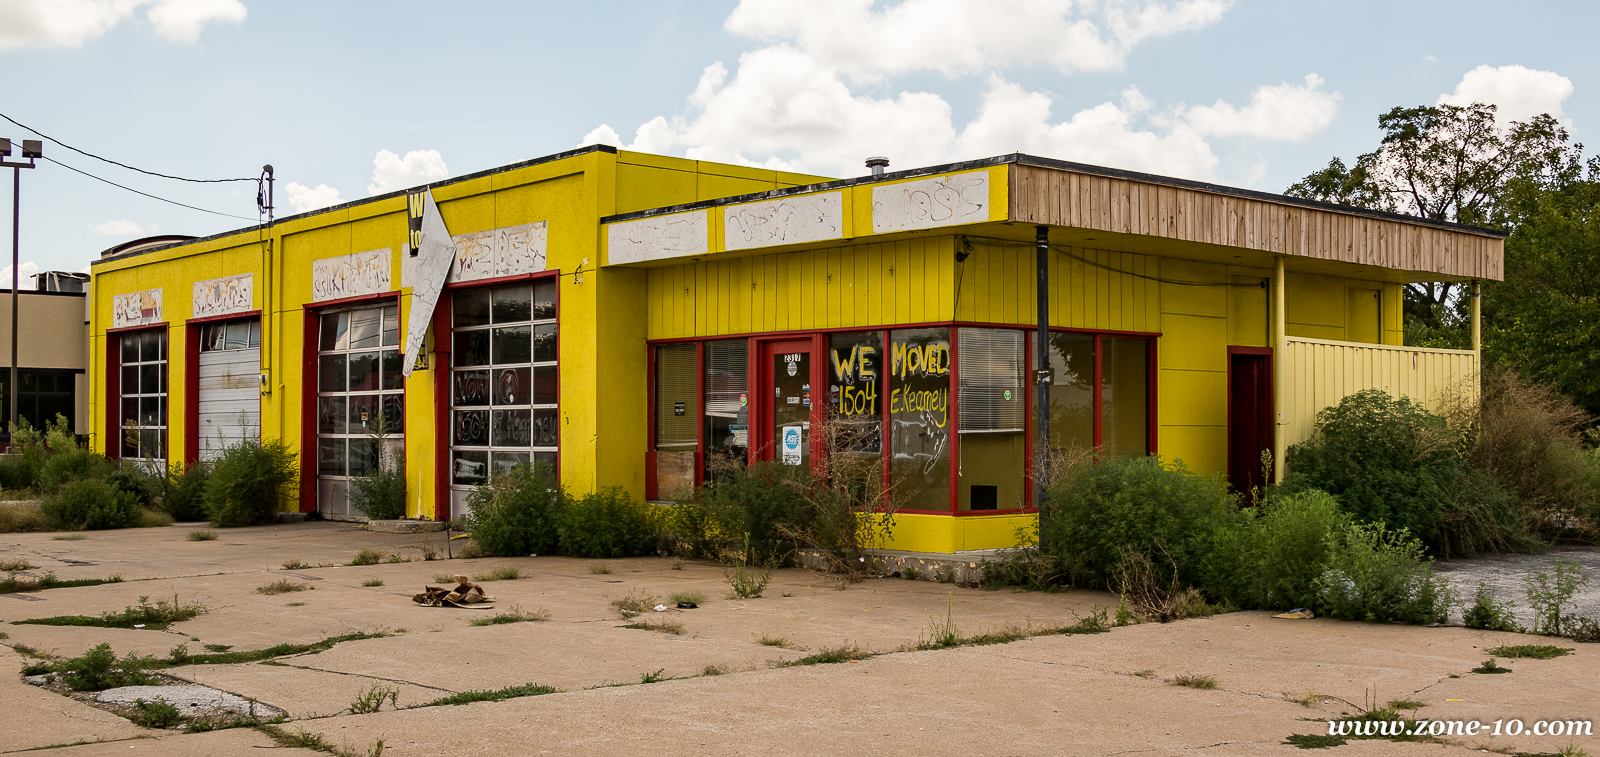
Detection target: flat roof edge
<box><xmin>93</xmin><ymin>144</ymin><xmax>620</xmax><ymax>267</ymax></box>
<box><xmin>600</xmin><ymin>153</ymin><xmax>1508</xmax><ymax>240</ymax></box>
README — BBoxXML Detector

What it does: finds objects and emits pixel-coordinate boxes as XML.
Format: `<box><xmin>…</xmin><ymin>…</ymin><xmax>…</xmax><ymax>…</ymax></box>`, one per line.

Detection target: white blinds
<box><xmin>654</xmin><ymin>343</ymin><xmax>697</xmax><ymax>450</ymax></box>
<box><xmin>957</xmin><ymin>328</ymin><xmax>1024</xmax><ymax>432</ymax></box>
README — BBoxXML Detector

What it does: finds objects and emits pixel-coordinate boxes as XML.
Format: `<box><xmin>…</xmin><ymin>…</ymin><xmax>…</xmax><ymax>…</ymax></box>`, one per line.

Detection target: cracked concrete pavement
<box><xmin>1</xmin><ymin>521</ymin><xmax>1596</xmax><ymax>756</ymax></box>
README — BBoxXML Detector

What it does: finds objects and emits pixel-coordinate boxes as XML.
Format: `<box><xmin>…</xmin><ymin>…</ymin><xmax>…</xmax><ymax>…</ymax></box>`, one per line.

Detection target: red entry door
<box><xmin>758</xmin><ymin>339</ymin><xmax>814</xmax><ymax>466</ymax></box>
<box><xmin>1227</xmin><ymin>351</ymin><xmax>1274</xmax><ymax>495</ymax></box>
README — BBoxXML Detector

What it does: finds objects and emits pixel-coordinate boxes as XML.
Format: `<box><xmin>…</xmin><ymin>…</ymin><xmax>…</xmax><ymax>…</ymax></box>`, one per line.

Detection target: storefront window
<box><xmin>0</xmin><ymin>370</ymin><xmax>77</xmax><ymax>433</ymax></box>
<box><xmin>827</xmin><ymin>331</ymin><xmax>881</xmax><ymax>454</ymax></box>
<box><xmin>118</xmin><ymin>329</ymin><xmax>167</xmax><ymax>465</ymax></box>
<box><xmin>1040</xmin><ymin>331</ymin><xmax>1152</xmax><ymax>457</ymax></box>
<box><xmin>1101</xmin><ymin>336</ymin><xmax>1149</xmax><ymax>457</ymax></box>
<box><xmin>889</xmin><ymin>327</ymin><xmax>949</xmax><ymax>511</ymax></box>
<box><xmin>450</xmin><ymin>280</ymin><xmax>558</xmax><ymax>508</ymax></box>
<box><xmin>654</xmin><ymin>342</ymin><xmax>696</xmax><ymax>499</ymax></box>
<box><xmin>956</xmin><ymin>328</ymin><xmax>1024</xmax><ymax>510</ymax></box>
<box><xmin>703</xmin><ymin>339</ymin><xmax>748</xmax><ymax>482</ymax></box>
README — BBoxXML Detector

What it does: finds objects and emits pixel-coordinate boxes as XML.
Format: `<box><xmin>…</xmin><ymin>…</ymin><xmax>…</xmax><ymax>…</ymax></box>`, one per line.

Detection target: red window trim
<box><xmin>643</xmin><ymin>320</ymin><xmax>1160</xmax><ymax>516</ymax></box>
<box><xmin>300</xmin><ymin>293</ymin><xmax>402</xmax><ymax>516</ymax></box>
<box><xmin>104</xmin><ymin>324</ymin><xmax>169</xmax><ymax>462</ymax></box>
<box><xmin>186</xmin><ymin>310</ymin><xmax>262</xmax><ymax>326</ymax></box>
<box><xmin>436</xmin><ymin>271</ymin><xmax>561</xmax><ymax>519</ymax></box>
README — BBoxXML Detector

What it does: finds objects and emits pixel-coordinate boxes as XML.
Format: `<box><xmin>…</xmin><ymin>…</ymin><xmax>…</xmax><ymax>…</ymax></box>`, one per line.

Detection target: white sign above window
<box><xmin>192</xmin><ymin>273</ymin><xmax>253</xmax><ymax>319</ymax></box>
<box><xmin>311</xmin><ymin>248</ymin><xmax>391</xmax><ymax>302</ymax></box>
<box><xmin>112</xmin><ymin>288</ymin><xmax>163</xmax><ymax>329</ymax></box>
<box><xmin>451</xmin><ymin>221</ymin><xmax>548</xmax><ymax>283</ymax></box>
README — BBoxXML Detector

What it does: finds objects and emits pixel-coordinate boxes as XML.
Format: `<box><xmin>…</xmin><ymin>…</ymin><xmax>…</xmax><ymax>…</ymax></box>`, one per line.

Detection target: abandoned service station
<box><xmin>86</xmin><ymin>146</ymin><xmax>1499</xmax><ymax>553</ymax></box>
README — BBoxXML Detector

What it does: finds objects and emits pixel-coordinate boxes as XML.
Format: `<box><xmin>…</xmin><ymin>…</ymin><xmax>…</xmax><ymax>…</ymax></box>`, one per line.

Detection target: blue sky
<box><xmin>0</xmin><ymin>0</ymin><xmax>1591</xmax><ymax>279</ymax></box>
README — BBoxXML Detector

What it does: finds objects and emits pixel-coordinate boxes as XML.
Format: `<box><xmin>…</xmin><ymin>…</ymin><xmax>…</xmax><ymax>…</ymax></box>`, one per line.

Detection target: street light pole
<box><xmin>0</xmin><ymin>139</ymin><xmax>41</xmax><ymax>437</ymax></box>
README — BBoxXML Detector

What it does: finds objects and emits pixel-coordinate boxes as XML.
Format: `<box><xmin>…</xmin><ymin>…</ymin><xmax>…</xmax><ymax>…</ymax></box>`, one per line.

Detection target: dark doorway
<box><xmin>1227</xmin><ymin>349</ymin><xmax>1273</xmax><ymax>497</ymax></box>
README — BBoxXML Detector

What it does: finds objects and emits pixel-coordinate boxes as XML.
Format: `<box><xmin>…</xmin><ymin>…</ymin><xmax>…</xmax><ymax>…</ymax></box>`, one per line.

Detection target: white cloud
<box><xmin>1184</xmin><ymin>74</ymin><xmax>1340</xmax><ymax>143</ymax></box>
<box><xmin>91</xmin><ymin>218</ymin><xmax>161</xmax><ymax>236</ymax></box>
<box><xmin>1438</xmin><ymin>64</ymin><xmax>1573</xmax><ymax>127</ymax></box>
<box><xmin>579</xmin><ymin>124</ymin><xmax>625</xmax><ymax>149</ymax></box>
<box><xmin>724</xmin><ymin>0</ymin><xmax>1230</xmax><ymax>80</ymax></box>
<box><xmin>0</xmin><ymin>261</ymin><xmax>40</xmax><ymax>290</ymax></box>
<box><xmin>0</xmin><ymin>0</ymin><xmax>243</xmax><ymax>49</ymax></box>
<box><xmin>366</xmin><ymin>149</ymin><xmax>448</xmax><ymax>196</ymax></box>
<box><xmin>145</xmin><ymin>0</ymin><xmax>245</xmax><ymax>43</ymax></box>
<box><xmin>284</xmin><ymin>182</ymin><xmax>345</xmax><ymax>214</ymax></box>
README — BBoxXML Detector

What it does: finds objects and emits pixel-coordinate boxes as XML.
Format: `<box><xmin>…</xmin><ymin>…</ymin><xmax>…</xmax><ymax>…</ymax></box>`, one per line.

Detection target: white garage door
<box><xmin>197</xmin><ymin>319</ymin><xmax>260</xmax><ymax>461</ymax></box>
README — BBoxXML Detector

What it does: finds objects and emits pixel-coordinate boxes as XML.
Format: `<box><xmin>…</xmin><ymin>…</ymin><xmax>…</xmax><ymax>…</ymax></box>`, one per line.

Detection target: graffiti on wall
<box><xmin>192</xmin><ymin>273</ymin><xmax>253</xmax><ymax>319</ymax></box>
<box><xmin>111</xmin><ymin>288</ymin><xmax>163</xmax><ymax>329</ymax></box>
<box><xmin>724</xmin><ymin>192</ymin><xmax>843</xmax><ymax>251</ymax></box>
<box><xmin>872</xmin><ymin>170</ymin><xmax>989</xmax><ymax>234</ymax></box>
<box><xmin>311</xmin><ymin>248</ymin><xmax>391</xmax><ymax>302</ymax></box>
<box><xmin>451</xmin><ymin>222</ymin><xmax>548</xmax><ymax>283</ymax></box>
<box><xmin>607</xmin><ymin>211</ymin><xmax>708</xmax><ymax>265</ymax></box>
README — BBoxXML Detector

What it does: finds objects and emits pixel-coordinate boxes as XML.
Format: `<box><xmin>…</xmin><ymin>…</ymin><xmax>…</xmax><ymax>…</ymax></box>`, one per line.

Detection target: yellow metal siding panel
<box><xmin>1281</xmin><ymin>336</ymin><xmax>1478</xmax><ymax>449</ymax></box>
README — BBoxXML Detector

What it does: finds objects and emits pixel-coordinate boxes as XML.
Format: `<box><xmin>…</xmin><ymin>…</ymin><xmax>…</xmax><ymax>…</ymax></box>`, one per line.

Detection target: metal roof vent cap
<box><xmin>865</xmin><ymin>156</ymin><xmax>889</xmax><ymax>176</ymax></box>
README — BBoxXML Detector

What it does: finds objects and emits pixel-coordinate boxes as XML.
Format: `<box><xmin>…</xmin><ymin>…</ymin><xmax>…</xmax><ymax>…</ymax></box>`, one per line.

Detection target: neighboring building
<box><xmin>86</xmin><ymin>146</ymin><xmax>1500</xmax><ymax>551</ymax></box>
<box><xmin>0</xmin><ymin>271</ymin><xmax>97</xmax><ymax>440</ymax></box>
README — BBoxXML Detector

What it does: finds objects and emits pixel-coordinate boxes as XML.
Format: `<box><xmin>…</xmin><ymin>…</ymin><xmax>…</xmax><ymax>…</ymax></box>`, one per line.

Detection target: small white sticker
<box><xmin>780</xmin><ymin>425</ymin><xmax>804</xmax><ymax>465</ymax></box>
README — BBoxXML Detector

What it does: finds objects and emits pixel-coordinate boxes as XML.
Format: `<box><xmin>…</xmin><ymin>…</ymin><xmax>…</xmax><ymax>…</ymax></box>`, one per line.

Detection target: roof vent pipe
<box><xmin>865</xmin><ymin>156</ymin><xmax>889</xmax><ymax>176</ymax></box>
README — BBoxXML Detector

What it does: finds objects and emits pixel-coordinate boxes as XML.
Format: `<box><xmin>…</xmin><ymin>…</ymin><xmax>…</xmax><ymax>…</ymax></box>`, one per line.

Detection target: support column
<box><xmin>1272</xmin><ymin>256</ymin><xmax>1287</xmax><ymax>484</ymax></box>
<box><xmin>1471</xmin><ymin>279</ymin><xmax>1482</xmax><ymax>399</ymax></box>
<box><xmin>1034</xmin><ymin>225</ymin><xmax>1050</xmax><ymax>508</ymax></box>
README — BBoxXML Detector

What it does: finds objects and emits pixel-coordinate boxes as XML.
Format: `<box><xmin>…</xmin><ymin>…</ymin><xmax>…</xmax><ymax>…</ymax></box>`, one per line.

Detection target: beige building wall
<box><xmin>0</xmin><ymin>290</ymin><xmax>91</xmax><ymax>434</ymax></box>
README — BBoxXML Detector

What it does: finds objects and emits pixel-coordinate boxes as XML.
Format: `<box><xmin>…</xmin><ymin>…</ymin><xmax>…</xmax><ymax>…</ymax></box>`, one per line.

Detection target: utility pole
<box><xmin>0</xmin><ymin>138</ymin><xmax>41</xmax><ymax>436</ymax></box>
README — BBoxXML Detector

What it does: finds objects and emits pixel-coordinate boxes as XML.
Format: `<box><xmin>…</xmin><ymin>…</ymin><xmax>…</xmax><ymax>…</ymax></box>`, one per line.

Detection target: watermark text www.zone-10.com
<box><xmin>1327</xmin><ymin>719</ymin><xmax>1591</xmax><ymax>738</ymax></box>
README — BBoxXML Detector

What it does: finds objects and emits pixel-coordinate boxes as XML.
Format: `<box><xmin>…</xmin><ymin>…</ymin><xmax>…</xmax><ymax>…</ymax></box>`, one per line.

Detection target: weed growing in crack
<box><xmin>257</xmin><ymin>579</ymin><xmax>311</xmax><ymax>595</ymax></box>
<box><xmin>419</xmin><ymin>683</ymin><xmax>560</xmax><ymax>707</ymax></box>
<box><xmin>1168</xmin><ymin>674</ymin><xmax>1218</xmax><ymax>689</ymax></box>
<box><xmin>622</xmin><ymin>618</ymin><xmax>685</xmax><ymax>634</ymax></box>
<box><xmin>349</xmin><ymin>684</ymin><xmax>399</xmax><ymax>714</ymax></box>
<box><xmin>469</xmin><ymin>607</ymin><xmax>550</xmax><ymax>626</ymax></box>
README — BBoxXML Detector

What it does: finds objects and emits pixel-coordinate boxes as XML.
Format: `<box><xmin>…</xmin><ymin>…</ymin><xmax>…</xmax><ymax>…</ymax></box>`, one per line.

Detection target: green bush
<box><xmin>1441</xmin><ymin>468</ymin><xmax>1545</xmax><ymax>557</ymax></box>
<box><xmin>41</xmin><ymin>478</ymin><xmax>143</xmax><ymax>530</ymax></box>
<box><xmin>104</xmin><ymin>464</ymin><xmax>159</xmax><ymax>510</ymax></box>
<box><xmin>1040</xmin><ymin>455</ymin><xmax>1231</xmax><ymax>590</ymax></box>
<box><xmin>1286</xmin><ymin>390</ymin><xmax>1461</xmax><ymax>547</ymax></box>
<box><xmin>687</xmin><ymin>461</ymin><xmax>807</xmax><ymax>563</ymax></box>
<box><xmin>162</xmin><ymin>462</ymin><xmax>210</xmax><ymax>522</ymax></box>
<box><xmin>59</xmin><ymin>643</ymin><xmax>160</xmax><ymax>691</ymax></box>
<box><xmin>558</xmin><ymin>486</ymin><xmax>660</xmax><ymax>558</ymax></box>
<box><xmin>465</xmin><ymin>463</ymin><xmax>564</xmax><ymax>557</ymax></box>
<box><xmin>1316</xmin><ymin>521</ymin><xmax>1455</xmax><ymax>625</ymax></box>
<box><xmin>202</xmin><ymin>439</ymin><xmax>298</xmax><ymax>527</ymax></box>
<box><xmin>1199</xmin><ymin>490</ymin><xmax>1349</xmax><ymax>610</ymax></box>
<box><xmin>350</xmin><ymin>460</ymin><xmax>407</xmax><ymax>521</ymax></box>
<box><xmin>0</xmin><ymin>453</ymin><xmax>34</xmax><ymax>491</ymax></box>
<box><xmin>37</xmin><ymin>447</ymin><xmax>113</xmax><ymax>493</ymax></box>
<box><xmin>1463</xmin><ymin>582</ymin><xmax>1521</xmax><ymax>632</ymax></box>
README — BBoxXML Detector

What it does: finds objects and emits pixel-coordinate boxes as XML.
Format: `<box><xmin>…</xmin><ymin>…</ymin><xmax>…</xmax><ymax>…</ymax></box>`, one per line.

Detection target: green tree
<box><xmin>1287</xmin><ymin>103</ymin><xmax>1582</xmax><ymax>336</ymax></box>
<box><xmin>1482</xmin><ymin>159</ymin><xmax>1600</xmax><ymax>415</ymax></box>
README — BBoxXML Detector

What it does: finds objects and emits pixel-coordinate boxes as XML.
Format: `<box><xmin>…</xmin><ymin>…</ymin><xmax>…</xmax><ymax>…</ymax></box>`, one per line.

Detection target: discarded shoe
<box><xmin>676</xmin><ymin>601</ymin><xmax>698</xmax><ymax>609</ymax></box>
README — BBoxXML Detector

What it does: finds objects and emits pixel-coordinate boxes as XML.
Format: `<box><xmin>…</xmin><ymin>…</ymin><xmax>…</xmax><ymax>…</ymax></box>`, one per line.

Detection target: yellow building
<box><xmin>87</xmin><ymin>147</ymin><xmax>1501</xmax><ymax>552</ymax></box>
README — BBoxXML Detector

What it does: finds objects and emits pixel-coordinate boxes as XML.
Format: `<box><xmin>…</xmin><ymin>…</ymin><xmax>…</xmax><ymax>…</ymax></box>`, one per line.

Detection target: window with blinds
<box><xmin>654</xmin><ymin>343</ymin><xmax>698</xmax><ymax>451</ymax></box>
<box><xmin>956</xmin><ymin>328</ymin><xmax>1024</xmax><ymax>432</ymax></box>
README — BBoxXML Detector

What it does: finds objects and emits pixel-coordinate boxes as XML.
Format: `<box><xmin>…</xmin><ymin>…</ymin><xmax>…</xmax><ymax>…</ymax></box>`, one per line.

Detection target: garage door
<box><xmin>197</xmin><ymin>318</ymin><xmax>260</xmax><ymax>461</ymax></box>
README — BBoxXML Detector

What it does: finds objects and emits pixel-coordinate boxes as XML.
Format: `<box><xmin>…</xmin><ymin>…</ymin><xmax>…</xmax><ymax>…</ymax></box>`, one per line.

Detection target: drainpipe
<box><xmin>1272</xmin><ymin>256</ymin><xmax>1286</xmax><ymax>484</ymax></box>
<box><xmin>1034</xmin><ymin>225</ymin><xmax>1050</xmax><ymax>508</ymax></box>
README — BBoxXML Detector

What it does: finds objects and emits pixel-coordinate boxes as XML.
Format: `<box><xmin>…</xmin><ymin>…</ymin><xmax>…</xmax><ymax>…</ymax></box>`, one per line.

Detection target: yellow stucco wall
<box><xmin>87</xmin><ymin>148</ymin><xmax>829</xmax><ymax>516</ymax></box>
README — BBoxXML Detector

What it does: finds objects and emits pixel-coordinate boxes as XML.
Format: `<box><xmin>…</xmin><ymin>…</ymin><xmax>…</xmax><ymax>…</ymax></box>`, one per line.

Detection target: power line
<box><xmin>0</xmin><ymin>111</ymin><xmax>255</xmax><ymax>184</ymax></box>
<box><xmin>43</xmin><ymin>156</ymin><xmax>260</xmax><ymax>222</ymax></box>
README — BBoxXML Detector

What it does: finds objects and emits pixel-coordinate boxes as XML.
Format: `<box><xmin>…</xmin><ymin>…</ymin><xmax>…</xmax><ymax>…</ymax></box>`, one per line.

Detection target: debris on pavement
<box><xmin>1272</xmin><ymin>608</ymin><xmax>1315</xmax><ymax>619</ymax></box>
<box><xmin>412</xmin><ymin>575</ymin><xmax>496</xmax><ymax>608</ymax></box>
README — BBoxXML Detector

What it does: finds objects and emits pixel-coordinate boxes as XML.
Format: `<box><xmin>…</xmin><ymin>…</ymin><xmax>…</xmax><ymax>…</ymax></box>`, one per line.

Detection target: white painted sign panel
<box><xmin>112</xmin><ymin>288</ymin><xmax>163</xmax><ymax>329</ymax></box>
<box><xmin>724</xmin><ymin>192</ymin><xmax>843</xmax><ymax>251</ymax></box>
<box><xmin>451</xmin><ymin>221</ymin><xmax>548</xmax><ymax>283</ymax></box>
<box><xmin>872</xmin><ymin>170</ymin><xmax>990</xmax><ymax>234</ymax></box>
<box><xmin>192</xmin><ymin>273</ymin><xmax>253</xmax><ymax>319</ymax></box>
<box><xmin>402</xmin><ymin>189</ymin><xmax>454</xmax><ymax>377</ymax></box>
<box><xmin>607</xmin><ymin>211</ymin><xmax>708</xmax><ymax>265</ymax></box>
<box><xmin>311</xmin><ymin>248</ymin><xmax>391</xmax><ymax>302</ymax></box>
<box><xmin>780</xmin><ymin>425</ymin><xmax>804</xmax><ymax>465</ymax></box>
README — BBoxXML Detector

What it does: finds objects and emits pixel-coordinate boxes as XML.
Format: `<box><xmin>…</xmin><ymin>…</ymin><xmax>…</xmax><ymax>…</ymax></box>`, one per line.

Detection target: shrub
<box><xmin>1445</xmin><ymin>368</ymin><xmax>1599</xmax><ymax>538</ymax></box>
<box><xmin>1463</xmin><ymin>582</ymin><xmax>1522</xmax><ymax>632</ymax></box>
<box><xmin>724</xmin><ymin>561</ymin><xmax>772</xmax><ymax>598</ymax></box>
<box><xmin>202</xmin><ymin>438</ymin><xmax>298</xmax><ymax>527</ymax></box>
<box><xmin>1316</xmin><ymin>521</ymin><xmax>1455</xmax><ymax>625</ymax></box>
<box><xmin>1040</xmin><ymin>455</ymin><xmax>1231</xmax><ymax>590</ymax></box>
<box><xmin>1525</xmin><ymin>556</ymin><xmax>1590</xmax><ymax>636</ymax></box>
<box><xmin>465</xmin><ymin>463</ymin><xmax>564</xmax><ymax>557</ymax></box>
<box><xmin>103</xmin><ymin>464</ymin><xmax>159</xmax><ymax>510</ymax></box>
<box><xmin>58</xmin><ymin>643</ymin><xmax>160</xmax><ymax>691</ymax></box>
<box><xmin>1440</xmin><ymin>467</ymin><xmax>1545</xmax><ymax>557</ymax></box>
<box><xmin>37</xmin><ymin>448</ymin><xmax>113</xmax><ymax>493</ymax></box>
<box><xmin>162</xmin><ymin>462</ymin><xmax>210</xmax><ymax>522</ymax></box>
<box><xmin>685</xmin><ymin>461</ymin><xmax>806</xmax><ymax>563</ymax></box>
<box><xmin>129</xmin><ymin>698</ymin><xmax>183</xmax><ymax>728</ymax></box>
<box><xmin>0</xmin><ymin>502</ymin><xmax>46</xmax><ymax>533</ymax></box>
<box><xmin>0</xmin><ymin>453</ymin><xmax>34</xmax><ymax>491</ymax></box>
<box><xmin>558</xmin><ymin>486</ymin><xmax>660</xmax><ymax>558</ymax></box>
<box><xmin>1199</xmin><ymin>490</ymin><xmax>1349</xmax><ymax>610</ymax></box>
<box><xmin>1285</xmin><ymin>390</ymin><xmax>1461</xmax><ymax>547</ymax></box>
<box><xmin>41</xmin><ymin>478</ymin><xmax>142</xmax><ymax>530</ymax></box>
